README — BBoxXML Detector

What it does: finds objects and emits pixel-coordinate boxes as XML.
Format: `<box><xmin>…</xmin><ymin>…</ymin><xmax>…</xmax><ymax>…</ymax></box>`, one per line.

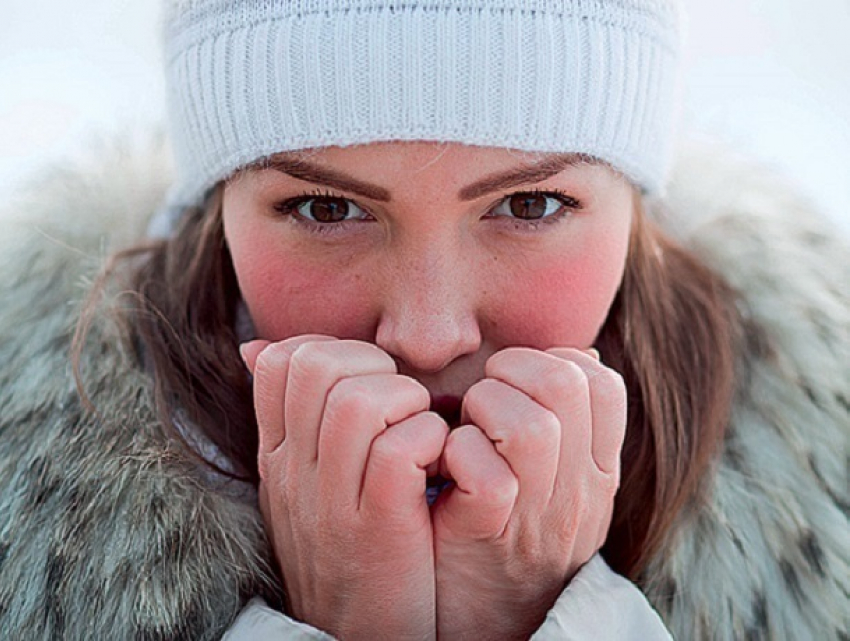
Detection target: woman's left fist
<box><xmin>432</xmin><ymin>347</ymin><xmax>627</xmax><ymax>640</ymax></box>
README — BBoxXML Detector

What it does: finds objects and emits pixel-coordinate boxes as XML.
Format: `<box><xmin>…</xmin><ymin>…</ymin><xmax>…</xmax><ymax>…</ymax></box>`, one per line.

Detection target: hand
<box><xmin>242</xmin><ymin>336</ymin><xmax>448</xmax><ymax>640</ymax></box>
<box><xmin>431</xmin><ymin>347</ymin><xmax>627</xmax><ymax>640</ymax></box>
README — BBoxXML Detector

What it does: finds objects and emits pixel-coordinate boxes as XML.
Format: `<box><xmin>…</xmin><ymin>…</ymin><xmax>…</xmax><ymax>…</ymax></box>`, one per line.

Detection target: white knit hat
<box><xmin>152</xmin><ymin>0</ymin><xmax>682</xmax><ymax>235</ymax></box>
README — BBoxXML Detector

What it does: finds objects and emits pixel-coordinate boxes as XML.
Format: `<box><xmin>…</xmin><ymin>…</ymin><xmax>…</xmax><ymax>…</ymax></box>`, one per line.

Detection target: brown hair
<box><xmin>74</xmin><ymin>182</ymin><xmax>742</xmax><ymax>580</ymax></box>
<box><xmin>597</xmin><ymin>198</ymin><xmax>741</xmax><ymax>576</ymax></box>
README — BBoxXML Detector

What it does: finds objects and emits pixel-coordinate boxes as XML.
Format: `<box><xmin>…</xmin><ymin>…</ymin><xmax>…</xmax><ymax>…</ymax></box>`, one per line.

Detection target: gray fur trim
<box><xmin>642</xmin><ymin>145</ymin><xmax>850</xmax><ymax>640</ymax></box>
<box><xmin>0</xmin><ymin>136</ymin><xmax>278</xmax><ymax>640</ymax></box>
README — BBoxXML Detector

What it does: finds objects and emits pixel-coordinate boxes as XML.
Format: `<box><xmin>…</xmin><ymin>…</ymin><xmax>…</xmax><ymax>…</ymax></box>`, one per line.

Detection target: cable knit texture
<box><xmin>0</xmin><ymin>136</ymin><xmax>847</xmax><ymax>639</ymax></box>
<box><xmin>158</xmin><ymin>0</ymin><xmax>682</xmax><ymax>223</ymax></box>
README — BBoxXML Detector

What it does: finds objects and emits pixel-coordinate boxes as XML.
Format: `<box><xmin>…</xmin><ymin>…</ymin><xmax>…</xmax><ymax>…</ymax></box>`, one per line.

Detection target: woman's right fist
<box><xmin>241</xmin><ymin>336</ymin><xmax>446</xmax><ymax>640</ymax></box>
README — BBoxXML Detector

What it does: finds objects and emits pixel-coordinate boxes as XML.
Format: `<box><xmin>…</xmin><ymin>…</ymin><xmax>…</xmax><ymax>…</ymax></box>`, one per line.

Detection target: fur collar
<box><xmin>0</xmin><ymin>135</ymin><xmax>847</xmax><ymax>639</ymax></box>
<box><xmin>645</xmin><ymin>143</ymin><xmax>849</xmax><ymax>639</ymax></box>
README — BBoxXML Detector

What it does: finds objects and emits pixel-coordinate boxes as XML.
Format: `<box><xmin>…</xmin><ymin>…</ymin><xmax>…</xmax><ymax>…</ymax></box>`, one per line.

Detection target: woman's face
<box><xmin>223</xmin><ymin>141</ymin><xmax>634</xmax><ymax>408</ymax></box>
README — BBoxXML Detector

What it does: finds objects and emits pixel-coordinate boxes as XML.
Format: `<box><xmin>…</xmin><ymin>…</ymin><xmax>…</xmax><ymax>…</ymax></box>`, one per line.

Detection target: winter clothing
<box><xmin>223</xmin><ymin>555</ymin><xmax>673</xmax><ymax>640</ymax></box>
<box><xmin>156</xmin><ymin>0</ymin><xmax>682</xmax><ymax>232</ymax></box>
<box><xmin>0</xmin><ymin>136</ymin><xmax>848</xmax><ymax>639</ymax></box>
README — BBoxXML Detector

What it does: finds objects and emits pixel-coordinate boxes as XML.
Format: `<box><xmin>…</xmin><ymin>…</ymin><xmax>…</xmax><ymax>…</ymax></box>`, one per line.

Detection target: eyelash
<box><xmin>272</xmin><ymin>189</ymin><xmax>368</xmax><ymax>235</ymax></box>
<box><xmin>489</xmin><ymin>188</ymin><xmax>582</xmax><ymax>231</ymax></box>
<box><xmin>271</xmin><ymin>187</ymin><xmax>583</xmax><ymax>235</ymax></box>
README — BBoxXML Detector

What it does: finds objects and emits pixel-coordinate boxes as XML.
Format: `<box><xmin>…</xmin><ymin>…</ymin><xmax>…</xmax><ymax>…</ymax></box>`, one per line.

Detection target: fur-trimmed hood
<box><xmin>0</xmin><ymin>135</ymin><xmax>847</xmax><ymax>640</ymax></box>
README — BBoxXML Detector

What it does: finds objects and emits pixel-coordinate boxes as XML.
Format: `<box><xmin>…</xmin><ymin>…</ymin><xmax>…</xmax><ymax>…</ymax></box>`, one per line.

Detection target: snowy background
<box><xmin>1</xmin><ymin>0</ymin><xmax>849</xmax><ymax>231</ymax></box>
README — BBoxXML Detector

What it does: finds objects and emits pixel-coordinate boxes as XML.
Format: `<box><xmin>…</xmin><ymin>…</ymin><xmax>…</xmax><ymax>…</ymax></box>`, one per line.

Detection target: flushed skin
<box><xmin>223</xmin><ymin>144</ymin><xmax>634</xmax><ymax>373</ymax></box>
<box><xmin>226</xmin><ymin>143</ymin><xmax>631</xmax><ymax>638</ymax></box>
<box><xmin>241</xmin><ymin>337</ymin><xmax>623</xmax><ymax>639</ymax></box>
<box><xmin>0</xmin><ymin>139</ymin><xmax>847</xmax><ymax>639</ymax></box>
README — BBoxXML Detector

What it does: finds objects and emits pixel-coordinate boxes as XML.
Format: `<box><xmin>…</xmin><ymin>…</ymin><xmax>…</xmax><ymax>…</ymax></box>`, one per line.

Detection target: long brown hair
<box><xmin>74</xmin><ymin>182</ymin><xmax>743</xmax><ymax>580</ymax></box>
<box><xmin>597</xmin><ymin>197</ymin><xmax>741</xmax><ymax>576</ymax></box>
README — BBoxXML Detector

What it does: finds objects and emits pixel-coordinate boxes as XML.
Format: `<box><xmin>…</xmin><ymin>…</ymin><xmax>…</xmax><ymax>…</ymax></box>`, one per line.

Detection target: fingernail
<box><xmin>586</xmin><ymin>348</ymin><xmax>600</xmax><ymax>360</ymax></box>
<box><xmin>238</xmin><ymin>343</ymin><xmax>251</xmax><ymax>369</ymax></box>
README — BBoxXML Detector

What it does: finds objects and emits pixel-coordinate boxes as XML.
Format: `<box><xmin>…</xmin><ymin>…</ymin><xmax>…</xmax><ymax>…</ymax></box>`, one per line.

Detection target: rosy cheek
<box><xmin>489</xmin><ymin>240</ymin><xmax>627</xmax><ymax>349</ymax></box>
<box><xmin>230</xmin><ymin>231</ymin><xmax>376</xmax><ymax>341</ymax></box>
<box><xmin>245</xmin><ymin>261</ymin><xmax>376</xmax><ymax>340</ymax></box>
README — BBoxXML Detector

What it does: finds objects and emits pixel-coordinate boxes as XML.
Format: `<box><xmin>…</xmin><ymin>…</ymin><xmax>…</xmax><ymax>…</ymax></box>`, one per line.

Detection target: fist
<box><xmin>242</xmin><ymin>336</ymin><xmax>448</xmax><ymax>640</ymax></box>
<box><xmin>432</xmin><ymin>347</ymin><xmax>627</xmax><ymax>640</ymax></box>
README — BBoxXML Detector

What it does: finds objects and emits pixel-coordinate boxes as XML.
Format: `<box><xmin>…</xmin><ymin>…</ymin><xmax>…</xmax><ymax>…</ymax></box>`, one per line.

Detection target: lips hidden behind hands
<box><xmin>430</xmin><ymin>395</ymin><xmax>463</xmax><ymax>429</ymax></box>
<box><xmin>424</xmin><ymin>395</ymin><xmax>461</xmax><ymax>504</ymax></box>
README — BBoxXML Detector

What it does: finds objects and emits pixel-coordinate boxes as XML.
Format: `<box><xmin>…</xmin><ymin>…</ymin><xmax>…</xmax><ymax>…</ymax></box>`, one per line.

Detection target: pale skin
<box><xmin>228</xmin><ymin>141</ymin><xmax>633</xmax><ymax>639</ymax></box>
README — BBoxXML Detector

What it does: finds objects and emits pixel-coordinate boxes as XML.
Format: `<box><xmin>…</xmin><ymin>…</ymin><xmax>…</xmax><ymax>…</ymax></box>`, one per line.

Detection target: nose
<box><xmin>375</xmin><ymin>239</ymin><xmax>482</xmax><ymax>374</ymax></box>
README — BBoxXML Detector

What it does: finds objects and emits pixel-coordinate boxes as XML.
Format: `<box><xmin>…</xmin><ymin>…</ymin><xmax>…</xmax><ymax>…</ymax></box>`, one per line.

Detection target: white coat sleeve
<box><xmin>224</xmin><ymin>554</ymin><xmax>671</xmax><ymax>640</ymax></box>
<box><xmin>531</xmin><ymin>554</ymin><xmax>673</xmax><ymax>640</ymax></box>
<box><xmin>223</xmin><ymin>598</ymin><xmax>336</xmax><ymax>640</ymax></box>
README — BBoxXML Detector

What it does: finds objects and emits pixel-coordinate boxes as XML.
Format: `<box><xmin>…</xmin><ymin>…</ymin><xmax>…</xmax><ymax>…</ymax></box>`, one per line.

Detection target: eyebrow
<box><xmin>259</xmin><ymin>152</ymin><xmax>596</xmax><ymax>203</ymax></box>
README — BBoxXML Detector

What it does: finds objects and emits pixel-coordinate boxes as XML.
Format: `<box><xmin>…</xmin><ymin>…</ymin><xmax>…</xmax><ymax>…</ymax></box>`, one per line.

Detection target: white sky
<box><xmin>1</xmin><ymin>0</ymin><xmax>849</xmax><ymax>232</ymax></box>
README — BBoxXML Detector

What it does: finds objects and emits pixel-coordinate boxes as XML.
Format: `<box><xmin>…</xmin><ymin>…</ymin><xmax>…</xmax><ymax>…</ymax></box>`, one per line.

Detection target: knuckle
<box><xmin>326</xmin><ymin>379</ymin><xmax>380</xmax><ymax>422</ymax></box>
<box><xmin>398</xmin><ymin>373</ymin><xmax>427</xmax><ymax>392</ymax></box>
<box><xmin>289</xmin><ymin>341</ymin><xmax>335</xmax><ymax>378</ymax></box>
<box><xmin>472</xmin><ymin>467</ymin><xmax>519</xmax><ymax>507</ymax></box>
<box><xmin>365</xmin><ymin>341</ymin><xmax>399</xmax><ymax>370</ymax></box>
<box><xmin>510</xmin><ymin>525</ymin><xmax>549</xmax><ymax>568</ymax></box>
<box><xmin>446</xmin><ymin>422</ymin><xmax>478</xmax><ymax>445</ymax></box>
<box><xmin>396</xmin><ymin>374</ymin><xmax>431</xmax><ymax>404</ymax></box>
<box><xmin>253</xmin><ymin>344</ymin><xmax>286</xmax><ymax>380</ymax></box>
<box><xmin>521</xmin><ymin>409</ymin><xmax>560</xmax><ymax>448</ymax></box>
<box><xmin>597</xmin><ymin>464</ymin><xmax>622</xmax><ymax>494</ymax></box>
<box><xmin>466</xmin><ymin>377</ymin><xmax>498</xmax><ymax>398</ymax></box>
<box><xmin>337</xmin><ymin>339</ymin><xmax>398</xmax><ymax>372</ymax></box>
<box><xmin>542</xmin><ymin>360</ymin><xmax>586</xmax><ymax>396</ymax></box>
<box><xmin>485</xmin><ymin>347</ymin><xmax>520</xmax><ymax>373</ymax></box>
<box><xmin>414</xmin><ymin>411</ymin><xmax>451</xmax><ymax>437</ymax></box>
<box><xmin>479</xmin><ymin>476</ymin><xmax>519</xmax><ymax>508</ymax></box>
<box><xmin>593</xmin><ymin>368</ymin><xmax>627</xmax><ymax>403</ymax></box>
<box><xmin>443</xmin><ymin>425</ymin><xmax>469</xmax><ymax>462</ymax></box>
<box><xmin>443</xmin><ymin>426</ymin><xmax>480</xmax><ymax>470</ymax></box>
<box><xmin>369</xmin><ymin>430</ymin><xmax>408</xmax><ymax>465</ymax></box>
<box><xmin>463</xmin><ymin>378</ymin><xmax>500</xmax><ymax>410</ymax></box>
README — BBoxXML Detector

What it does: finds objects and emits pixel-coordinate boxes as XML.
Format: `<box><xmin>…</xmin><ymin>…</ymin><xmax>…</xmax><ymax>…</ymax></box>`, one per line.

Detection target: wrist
<box><xmin>436</xmin><ymin>571</ymin><xmax>559</xmax><ymax>641</ymax></box>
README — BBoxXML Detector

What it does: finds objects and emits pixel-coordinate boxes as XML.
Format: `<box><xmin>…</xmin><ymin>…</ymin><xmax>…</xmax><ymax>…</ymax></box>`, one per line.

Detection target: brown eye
<box><xmin>508</xmin><ymin>193</ymin><xmax>548</xmax><ymax>220</ymax></box>
<box><xmin>276</xmin><ymin>194</ymin><xmax>370</xmax><ymax>224</ymax></box>
<box><xmin>308</xmin><ymin>197</ymin><xmax>349</xmax><ymax>223</ymax></box>
<box><xmin>491</xmin><ymin>190</ymin><xmax>580</xmax><ymax>222</ymax></box>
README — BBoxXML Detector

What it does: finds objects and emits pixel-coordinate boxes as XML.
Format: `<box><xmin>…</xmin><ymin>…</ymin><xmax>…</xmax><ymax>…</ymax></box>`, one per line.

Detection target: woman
<box><xmin>0</xmin><ymin>0</ymin><xmax>847</xmax><ymax>639</ymax></box>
